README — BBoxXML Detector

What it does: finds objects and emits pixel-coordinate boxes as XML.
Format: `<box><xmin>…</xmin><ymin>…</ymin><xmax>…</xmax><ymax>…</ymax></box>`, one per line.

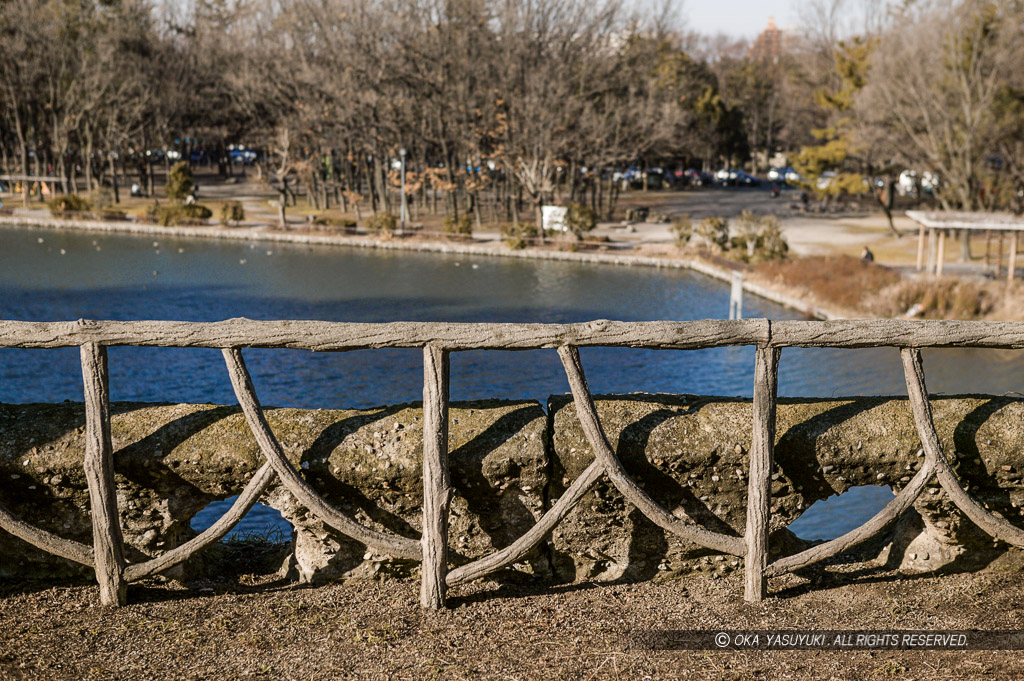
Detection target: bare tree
<box><xmin>858</xmin><ymin>0</ymin><xmax>1023</xmax><ymax>210</ymax></box>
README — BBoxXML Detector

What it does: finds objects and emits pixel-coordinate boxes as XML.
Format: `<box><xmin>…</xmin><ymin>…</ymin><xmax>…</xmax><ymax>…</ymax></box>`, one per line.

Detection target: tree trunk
<box><xmin>109</xmin><ymin>153</ymin><xmax>119</xmax><ymax>204</ymax></box>
<box><xmin>874</xmin><ymin>183</ymin><xmax>900</xmax><ymax>238</ymax></box>
<box><xmin>309</xmin><ymin>172</ymin><xmax>321</xmax><ymax>210</ymax></box>
<box><xmin>277</xmin><ymin>178</ymin><xmax>288</xmax><ymax>228</ymax></box>
<box><xmin>20</xmin><ymin>139</ymin><xmax>29</xmax><ymax>208</ymax></box>
<box><xmin>369</xmin><ymin>155</ymin><xmax>379</xmax><ymax>213</ymax></box>
<box><xmin>32</xmin><ymin>139</ymin><xmax>41</xmax><ymax>203</ymax></box>
<box><xmin>58</xmin><ymin>152</ymin><xmax>68</xmax><ymax>195</ymax></box>
<box><xmin>534</xmin><ymin>199</ymin><xmax>544</xmax><ymax>245</ymax></box>
<box><xmin>84</xmin><ymin>130</ymin><xmax>94</xmax><ymax>194</ymax></box>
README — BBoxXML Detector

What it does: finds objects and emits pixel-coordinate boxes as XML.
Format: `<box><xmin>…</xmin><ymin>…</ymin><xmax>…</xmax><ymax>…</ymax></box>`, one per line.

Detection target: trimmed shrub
<box><xmin>695</xmin><ymin>216</ymin><xmax>730</xmax><ymax>251</ymax></box>
<box><xmin>94</xmin><ymin>187</ymin><xmax>115</xmax><ymax>211</ymax></box>
<box><xmin>311</xmin><ymin>215</ymin><xmax>357</xmax><ymax>227</ymax></box>
<box><xmin>182</xmin><ymin>203</ymin><xmax>213</xmax><ymax>219</ymax></box>
<box><xmin>144</xmin><ymin>202</ymin><xmax>212</xmax><ymax>226</ymax></box>
<box><xmin>442</xmin><ymin>213</ymin><xmax>473</xmax><ymax>238</ymax></box>
<box><xmin>730</xmin><ymin>212</ymin><xmax>788</xmax><ymax>262</ymax></box>
<box><xmin>756</xmin><ymin>220</ymin><xmax>789</xmax><ymax>261</ymax></box>
<box><xmin>165</xmin><ymin>161</ymin><xmax>194</xmax><ymax>202</ymax></box>
<box><xmin>671</xmin><ymin>215</ymin><xmax>693</xmax><ymax>246</ymax></box>
<box><xmin>365</xmin><ymin>211</ymin><xmax>397</xmax><ymax>235</ymax></box>
<box><xmin>220</xmin><ymin>201</ymin><xmax>246</xmax><ymax>225</ymax></box>
<box><xmin>499</xmin><ymin>221</ymin><xmax>538</xmax><ymax>249</ymax></box>
<box><xmin>47</xmin><ymin>194</ymin><xmax>92</xmax><ymax>217</ymax></box>
<box><xmin>565</xmin><ymin>202</ymin><xmax>597</xmax><ymax>237</ymax></box>
<box><xmin>311</xmin><ymin>215</ymin><xmax>357</xmax><ymax>233</ymax></box>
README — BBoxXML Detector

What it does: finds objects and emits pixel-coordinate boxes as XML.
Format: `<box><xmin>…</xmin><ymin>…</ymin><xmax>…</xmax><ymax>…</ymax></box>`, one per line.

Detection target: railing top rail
<box><xmin>2</xmin><ymin>318</ymin><xmax>1024</xmax><ymax>351</ymax></box>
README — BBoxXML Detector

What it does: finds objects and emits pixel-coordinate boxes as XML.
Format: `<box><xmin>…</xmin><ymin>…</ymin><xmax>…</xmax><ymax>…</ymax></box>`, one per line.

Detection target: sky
<box><xmin>679</xmin><ymin>0</ymin><xmax>798</xmax><ymax>40</ymax></box>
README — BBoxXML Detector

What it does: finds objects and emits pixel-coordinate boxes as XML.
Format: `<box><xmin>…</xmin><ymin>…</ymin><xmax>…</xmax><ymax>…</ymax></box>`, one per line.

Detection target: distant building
<box><xmin>749</xmin><ymin>17</ymin><xmax>784</xmax><ymax>63</ymax></box>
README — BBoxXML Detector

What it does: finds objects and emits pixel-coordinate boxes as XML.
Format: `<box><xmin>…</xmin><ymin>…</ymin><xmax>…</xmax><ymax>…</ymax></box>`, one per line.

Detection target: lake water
<box><xmin>2</xmin><ymin>225</ymin><xmax>1022</xmax><ymax>542</ymax></box>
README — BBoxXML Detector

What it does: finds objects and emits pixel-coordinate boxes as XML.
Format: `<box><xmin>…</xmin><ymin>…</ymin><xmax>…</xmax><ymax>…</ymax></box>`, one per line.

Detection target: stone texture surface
<box><xmin>547</xmin><ymin>394</ymin><xmax>1024</xmax><ymax>581</ymax></box>
<box><xmin>2</xmin><ymin>395</ymin><xmax>1024</xmax><ymax>583</ymax></box>
<box><xmin>0</xmin><ymin>400</ymin><xmax>548</xmax><ymax>583</ymax></box>
<box><xmin>261</xmin><ymin>400</ymin><xmax>549</xmax><ymax>583</ymax></box>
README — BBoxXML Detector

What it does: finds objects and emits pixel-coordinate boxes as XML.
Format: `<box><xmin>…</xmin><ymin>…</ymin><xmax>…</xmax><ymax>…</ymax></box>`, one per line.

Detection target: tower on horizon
<box><xmin>749</xmin><ymin>16</ymin><xmax>783</xmax><ymax>63</ymax></box>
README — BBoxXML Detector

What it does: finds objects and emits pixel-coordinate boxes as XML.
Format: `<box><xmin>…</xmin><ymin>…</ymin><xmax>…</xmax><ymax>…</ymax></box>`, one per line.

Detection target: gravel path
<box><xmin>2</xmin><ymin>568</ymin><xmax>1022</xmax><ymax>680</ymax></box>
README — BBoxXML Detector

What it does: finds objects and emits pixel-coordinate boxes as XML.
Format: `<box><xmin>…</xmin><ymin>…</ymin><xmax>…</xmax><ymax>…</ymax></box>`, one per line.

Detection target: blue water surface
<box><xmin>2</xmin><ymin>226</ymin><xmax>1020</xmax><ymax>540</ymax></box>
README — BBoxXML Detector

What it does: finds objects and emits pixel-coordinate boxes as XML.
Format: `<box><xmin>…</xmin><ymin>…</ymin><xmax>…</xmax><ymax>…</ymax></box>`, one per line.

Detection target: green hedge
<box><xmin>144</xmin><ymin>202</ymin><xmax>213</xmax><ymax>226</ymax></box>
<box><xmin>47</xmin><ymin>195</ymin><xmax>92</xmax><ymax>216</ymax></box>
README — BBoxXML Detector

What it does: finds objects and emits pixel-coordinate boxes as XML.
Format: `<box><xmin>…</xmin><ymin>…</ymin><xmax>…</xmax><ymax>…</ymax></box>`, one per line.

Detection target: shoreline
<box><xmin>0</xmin><ymin>214</ymin><xmax>838</xmax><ymax>320</ymax></box>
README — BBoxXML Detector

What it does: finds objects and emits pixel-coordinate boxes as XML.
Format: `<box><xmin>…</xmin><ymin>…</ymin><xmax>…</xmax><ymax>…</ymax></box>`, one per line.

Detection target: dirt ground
<box><xmin>2</xmin><ymin>564</ymin><xmax>1024</xmax><ymax>681</ymax></box>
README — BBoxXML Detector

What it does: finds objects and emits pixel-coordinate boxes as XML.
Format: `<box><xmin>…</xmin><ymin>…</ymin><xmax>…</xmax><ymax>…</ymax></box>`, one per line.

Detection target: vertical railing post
<box><xmin>729</xmin><ymin>271</ymin><xmax>744</xmax><ymax>320</ymax></box>
<box><xmin>927</xmin><ymin>228</ymin><xmax>937</xmax><ymax>274</ymax></box>
<box><xmin>916</xmin><ymin>223</ymin><xmax>926</xmax><ymax>271</ymax></box>
<box><xmin>421</xmin><ymin>344</ymin><xmax>451</xmax><ymax>609</ymax></box>
<box><xmin>80</xmin><ymin>343</ymin><xmax>127</xmax><ymax>606</ymax></box>
<box><xmin>998</xmin><ymin>232</ymin><xmax>1006</xmax><ymax>279</ymax></box>
<box><xmin>1008</xmin><ymin>232</ymin><xmax>1018</xmax><ymax>284</ymax></box>
<box><xmin>935</xmin><ymin>229</ymin><xmax>946</xmax><ymax>278</ymax></box>
<box><xmin>745</xmin><ymin>345</ymin><xmax>780</xmax><ymax>602</ymax></box>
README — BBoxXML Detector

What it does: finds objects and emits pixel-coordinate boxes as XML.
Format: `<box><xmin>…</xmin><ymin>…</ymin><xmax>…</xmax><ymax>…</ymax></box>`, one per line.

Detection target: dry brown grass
<box><xmin>754</xmin><ymin>254</ymin><xmax>1024</xmax><ymax>320</ymax></box>
<box><xmin>867</xmin><ymin>279</ymin><xmax>1024</xmax><ymax>321</ymax></box>
<box><xmin>867</xmin><ymin>279</ymin><xmax>994</xmax><ymax>319</ymax></box>
<box><xmin>4</xmin><ymin>571</ymin><xmax>1024</xmax><ymax>680</ymax></box>
<box><xmin>754</xmin><ymin>255</ymin><xmax>903</xmax><ymax>313</ymax></box>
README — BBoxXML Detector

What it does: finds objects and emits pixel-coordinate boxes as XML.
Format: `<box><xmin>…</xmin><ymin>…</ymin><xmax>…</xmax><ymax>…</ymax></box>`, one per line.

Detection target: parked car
<box><xmin>716</xmin><ymin>169</ymin><xmax>761</xmax><ymax>186</ymax></box>
<box><xmin>715</xmin><ymin>168</ymin><xmax>739</xmax><ymax>185</ymax></box>
<box><xmin>617</xmin><ymin>167</ymin><xmax>666</xmax><ymax>190</ymax></box>
<box><xmin>735</xmin><ymin>170</ymin><xmax>761</xmax><ymax>186</ymax></box>
<box><xmin>229</xmin><ymin>145</ymin><xmax>257</xmax><ymax>165</ymax></box>
<box><xmin>898</xmin><ymin>170</ymin><xmax>939</xmax><ymax>196</ymax></box>
<box><xmin>768</xmin><ymin>167</ymin><xmax>802</xmax><ymax>184</ymax></box>
<box><xmin>816</xmin><ymin>171</ymin><xmax>837</xmax><ymax>190</ymax></box>
<box><xmin>683</xmin><ymin>168</ymin><xmax>714</xmax><ymax>186</ymax></box>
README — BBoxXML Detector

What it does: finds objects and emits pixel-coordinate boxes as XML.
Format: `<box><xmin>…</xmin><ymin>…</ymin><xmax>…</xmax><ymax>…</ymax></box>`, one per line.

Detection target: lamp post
<box><xmin>399</xmin><ymin>147</ymin><xmax>407</xmax><ymax>234</ymax></box>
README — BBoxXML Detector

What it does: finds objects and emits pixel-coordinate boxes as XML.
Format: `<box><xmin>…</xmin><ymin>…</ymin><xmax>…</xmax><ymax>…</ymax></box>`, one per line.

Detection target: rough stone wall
<box><xmin>549</xmin><ymin>395</ymin><xmax>1024</xmax><ymax>581</ymax></box>
<box><xmin>2</xmin><ymin>395</ymin><xmax>1023</xmax><ymax>583</ymax></box>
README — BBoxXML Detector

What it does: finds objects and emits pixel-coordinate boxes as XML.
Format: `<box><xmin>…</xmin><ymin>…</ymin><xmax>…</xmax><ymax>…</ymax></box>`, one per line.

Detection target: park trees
<box><xmin>791</xmin><ymin>35</ymin><xmax>902</xmax><ymax>231</ymax></box>
<box><xmin>2</xmin><ymin>0</ymin><xmax>1021</xmax><ymax>227</ymax></box>
<box><xmin>4</xmin><ymin>0</ymin><xmax>768</xmax><ymax>227</ymax></box>
<box><xmin>856</xmin><ymin>0</ymin><xmax>1024</xmax><ymax>212</ymax></box>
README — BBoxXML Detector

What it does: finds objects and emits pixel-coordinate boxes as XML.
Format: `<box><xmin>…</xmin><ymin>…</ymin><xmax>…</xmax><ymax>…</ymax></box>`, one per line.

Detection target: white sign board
<box><xmin>542</xmin><ymin>205</ymin><xmax>568</xmax><ymax>232</ymax></box>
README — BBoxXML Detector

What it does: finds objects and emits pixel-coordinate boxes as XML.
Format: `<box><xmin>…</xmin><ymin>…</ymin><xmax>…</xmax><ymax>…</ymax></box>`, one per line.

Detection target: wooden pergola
<box><xmin>907</xmin><ymin>210</ymin><xmax>1024</xmax><ymax>281</ymax></box>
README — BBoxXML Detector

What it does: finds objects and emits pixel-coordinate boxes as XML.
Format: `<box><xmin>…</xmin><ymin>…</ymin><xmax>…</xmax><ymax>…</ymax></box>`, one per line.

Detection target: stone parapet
<box><xmin>2</xmin><ymin>395</ymin><xmax>1023</xmax><ymax>583</ymax></box>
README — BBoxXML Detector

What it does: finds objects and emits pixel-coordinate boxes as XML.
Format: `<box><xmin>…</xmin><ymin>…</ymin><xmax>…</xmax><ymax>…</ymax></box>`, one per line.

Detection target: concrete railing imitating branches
<box><xmin>1</xmin><ymin>317</ymin><xmax>1024</xmax><ymax>608</ymax></box>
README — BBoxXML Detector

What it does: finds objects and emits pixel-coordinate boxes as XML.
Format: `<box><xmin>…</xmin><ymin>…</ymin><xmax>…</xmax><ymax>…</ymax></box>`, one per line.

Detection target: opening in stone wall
<box><xmin>191</xmin><ymin>497</ymin><xmax>291</xmax><ymax>541</ymax></box>
<box><xmin>191</xmin><ymin>498</ymin><xmax>293</xmax><ymax>577</ymax></box>
<box><xmin>787</xmin><ymin>485</ymin><xmax>894</xmax><ymax>541</ymax></box>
